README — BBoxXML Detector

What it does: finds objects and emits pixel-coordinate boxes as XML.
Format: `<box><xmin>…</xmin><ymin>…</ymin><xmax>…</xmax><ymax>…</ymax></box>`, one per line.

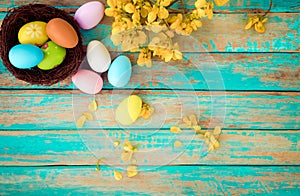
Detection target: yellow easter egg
<box><xmin>18</xmin><ymin>21</ymin><xmax>48</xmax><ymax>46</ymax></box>
<box><xmin>116</xmin><ymin>95</ymin><xmax>142</xmax><ymax>125</ymax></box>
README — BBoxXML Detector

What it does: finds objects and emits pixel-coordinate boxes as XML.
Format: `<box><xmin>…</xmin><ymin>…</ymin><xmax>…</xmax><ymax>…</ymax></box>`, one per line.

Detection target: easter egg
<box><xmin>18</xmin><ymin>21</ymin><xmax>48</xmax><ymax>46</ymax></box>
<box><xmin>116</xmin><ymin>95</ymin><xmax>142</xmax><ymax>125</ymax></box>
<box><xmin>74</xmin><ymin>1</ymin><xmax>104</xmax><ymax>30</ymax></box>
<box><xmin>9</xmin><ymin>44</ymin><xmax>44</xmax><ymax>69</ymax></box>
<box><xmin>72</xmin><ymin>69</ymin><xmax>103</xmax><ymax>94</ymax></box>
<box><xmin>46</xmin><ymin>18</ymin><xmax>78</xmax><ymax>48</ymax></box>
<box><xmin>87</xmin><ymin>40</ymin><xmax>111</xmax><ymax>73</ymax></box>
<box><xmin>38</xmin><ymin>41</ymin><xmax>66</xmax><ymax>70</ymax></box>
<box><xmin>108</xmin><ymin>55</ymin><xmax>132</xmax><ymax>87</ymax></box>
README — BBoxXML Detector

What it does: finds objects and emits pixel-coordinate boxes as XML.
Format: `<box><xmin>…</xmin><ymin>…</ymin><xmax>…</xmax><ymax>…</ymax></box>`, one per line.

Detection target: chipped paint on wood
<box><xmin>0</xmin><ymin>166</ymin><xmax>299</xmax><ymax>195</ymax></box>
<box><xmin>0</xmin><ymin>91</ymin><xmax>299</xmax><ymax>129</ymax></box>
<box><xmin>1</xmin><ymin>53</ymin><xmax>299</xmax><ymax>91</ymax></box>
<box><xmin>0</xmin><ymin>130</ymin><xmax>299</xmax><ymax>165</ymax></box>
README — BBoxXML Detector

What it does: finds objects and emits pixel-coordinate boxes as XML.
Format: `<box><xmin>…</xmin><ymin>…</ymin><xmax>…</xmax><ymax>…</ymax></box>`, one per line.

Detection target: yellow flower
<box><xmin>195</xmin><ymin>0</ymin><xmax>207</xmax><ymax>8</ymax></box>
<box><xmin>245</xmin><ymin>15</ymin><xmax>268</xmax><ymax>33</ymax></box>
<box><xmin>137</xmin><ymin>48</ymin><xmax>152</xmax><ymax>67</ymax></box>
<box><xmin>170</xmin><ymin>14</ymin><xmax>183</xmax><ymax>29</ymax></box>
<box><xmin>205</xmin><ymin>2</ymin><xmax>214</xmax><ymax>20</ymax></box>
<box><xmin>124</xmin><ymin>3</ymin><xmax>135</xmax><ymax>13</ymax></box>
<box><xmin>147</xmin><ymin>0</ymin><xmax>171</xmax><ymax>23</ymax></box>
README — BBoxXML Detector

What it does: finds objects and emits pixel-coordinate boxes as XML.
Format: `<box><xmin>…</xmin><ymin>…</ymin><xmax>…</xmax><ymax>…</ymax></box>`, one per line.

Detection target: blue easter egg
<box><xmin>8</xmin><ymin>44</ymin><xmax>44</xmax><ymax>69</ymax></box>
<box><xmin>108</xmin><ymin>55</ymin><xmax>132</xmax><ymax>87</ymax></box>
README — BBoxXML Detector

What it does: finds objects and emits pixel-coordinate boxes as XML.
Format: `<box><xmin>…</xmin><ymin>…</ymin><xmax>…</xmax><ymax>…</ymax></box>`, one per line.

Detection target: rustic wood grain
<box><xmin>0</xmin><ymin>130</ymin><xmax>299</xmax><ymax>166</ymax></box>
<box><xmin>1</xmin><ymin>53</ymin><xmax>299</xmax><ymax>91</ymax></box>
<box><xmin>11</xmin><ymin>0</ymin><xmax>300</xmax><ymax>13</ymax></box>
<box><xmin>81</xmin><ymin>13</ymin><xmax>300</xmax><ymax>52</ymax></box>
<box><xmin>0</xmin><ymin>90</ymin><xmax>299</xmax><ymax>130</ymax></box>
<box><xmin>0</xmin><ymin>13</ymin><xmax>299</xmax><ymax>52</ymax></box>
<box><xmin>0</xmin><ymin>166</ymin><xmax>299</xmax><ymax>195</ymax></box>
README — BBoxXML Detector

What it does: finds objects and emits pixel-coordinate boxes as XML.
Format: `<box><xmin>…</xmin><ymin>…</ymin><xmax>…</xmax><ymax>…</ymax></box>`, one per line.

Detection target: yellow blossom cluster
<box><xmin>105</xmin><ymin>0</ymin><xmax>219</xmax><ymax>67</ymax></box>
<box><xmin>245</xmin><ymin>15</ymin><xmax>268</xmax><ymax>34</ymax></box>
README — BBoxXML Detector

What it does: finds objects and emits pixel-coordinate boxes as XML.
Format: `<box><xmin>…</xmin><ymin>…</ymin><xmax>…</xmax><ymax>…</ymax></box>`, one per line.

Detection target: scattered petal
<box><xmin>114</xmin><ymin>170</ymin><xmax>123</xmax><ymax>181</ymax></box>
<box><xmin>170</xmin><ymin>126</ymin><xmax>182</xmax><ymax>133</ymax></box>
<box><xmin>214</xmin><ymin>0</ymin><xmax>229</xmax><ymax>6</ymax></box>
<box><xmin>127</xmin><ymin>165</ymin><xmax>138</xmax><ymax>177</ymax></box>
<box><xmin>174</xmin><ymin>140</ymin><xmax>183</xmax><ymax>148</ymax></box>
<box><xmin>76</xmin><ymin>115</ymin><xmax>86</xmax><ymax>128</ymax></box>
<box><xmin>88</xmin><ymin>100</ymin><xmax>98</xmax><ymax>112</ymax></box>
<box><xmin>82</xmin><ymin>112</ymin><xmax>93</xmax><ymax>120</ymax></box>
<box><xmin>113</xmin><ymin>141</ymin><xmax>120</xmax><ymax>147</ymax></box>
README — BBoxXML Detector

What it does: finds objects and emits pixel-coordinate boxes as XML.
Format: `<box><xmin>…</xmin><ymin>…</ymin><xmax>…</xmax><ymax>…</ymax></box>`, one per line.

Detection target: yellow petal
<box><xmin>107</xmin><ymin>0</ymin><xmax>117</xmax><ymax>7</ymax></box>
<box><xmin>82</xmin><ymin>112</ymin><xmax>93</xmax><ymax>120</ymax></box>
<box><xmin>158</xmin><ymin>7</ymin><xmax>169</xmax><ymax>19</ymax></box>
<box><xmin>174</xmin><ymin>140</ymin><xmax>183</xmax><ymax>148</ymax></box>
<box><xmin>160</xmin><ymin>0</ymin><xmax>171</xmax><ymax>7</ymax></box>
<box><xmin>173</xmin><ymin>50</ymin><xmax>183</xmax><ymax>60</ymax></box>
<box><xmin>127</xmin><ymin>165</ymin><xmax>138</xmax><ymax>178</ymax></box>
<box><xmin>261</xmin><ymin>17</ymin><xmax>268</xmax><ymax>23</ymax></box>
<box><xmin>76</xmin><ymin>115</ymin><xmax>86</xmax><ymax>128</ymax></box>
<box><xmin>104</xmin><ymin>8</ymin><xmax>116</xmax><ymax>17</ymax></box>
<box><xmin>254</xmin><ymin>22</ymin><xmax>265</xmax><ymax>33</ymax></box>
<box><xmin>189</xmin><ymin>114</ymin><xmax>198</xmax><ymax>126</ymax></box>
<box><xmin>194</xmin><ymin>20</ymin><xmax>202</xmax><ymax>27</ymax></box>
<box><xmin>195</xmin><ymin>0</ymin><xmax>207</xmax><ymax>8</ymax></box>
<box><xmin>124</xmin><ymin>3</ymin><xmax>135</xmax><ymax>13</ymax></box>
<box><xmin>88</xmin><ymin>100</ymin><xmax>98</xmax><ymax>112</ymax></box>
<box><xmin>213</xmin><ymin>126</ymin><xmax>221</xmax><ymax>137</ymax></box>
<box><xmin>164</xmin><ymin>51</ymin><xmax>173</xmax><ymax>62</ymax></box>
<box><xmin>141</xmin><ymin>7</ymin><xmax>148</xmax><ymax>18</ymax></box>
<box><xmin>148</xmin><ymin>10</ymin><xmax>157</xmax><ymax>23</ymax></box>
<box><xmin>245</xmin><ymin>19</ymin><xmax>254</xmax><ymax>30</ymax></box>
<box><xmin>214</xmin><ymin>0</ymin><xmax>229</xmax><ymax>6</ymax></box>
<box><xmin>113</xmin><ymin>141</ymin><xmax>120</xmax><ymax>147</ymax></box>
<box><xmin>121</xmin><ymin>151</ymin><xmax>133</xmax><ymax>162</ymax></box>
<box><xmin>114</xmin><ymin>170</ymin><xmax>123</xmax><ymax>180</ymax></box>
<box><xmin>170</xmin><ymin>126</ymin><xmax>182</xmax><ymax>133</ymax></box>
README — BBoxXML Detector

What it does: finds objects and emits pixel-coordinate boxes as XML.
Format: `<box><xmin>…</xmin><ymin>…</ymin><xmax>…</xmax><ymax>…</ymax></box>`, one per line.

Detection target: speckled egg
<box><xmin>18</xmin><ymin>21</ymin><xmax>48</xmax><ymax>46</ymax></box>
<box><xmin>9</xmin><ymin>44</ymin><xmax>44</xmax><ymax>69</ymax></box>
<box><xmin>74</xmin><ymin>1</ymin><xmax>104</xmax><ymax>30</ymax></box>
<box><xmin>108</xmin><ymin>55</ymin><xmax>132</xmax><ymax>87</ymax></box>
<box><xmin>46</xmin><ymin>18</ymin><xmax>78</xmax><ymax>48</ymax></box>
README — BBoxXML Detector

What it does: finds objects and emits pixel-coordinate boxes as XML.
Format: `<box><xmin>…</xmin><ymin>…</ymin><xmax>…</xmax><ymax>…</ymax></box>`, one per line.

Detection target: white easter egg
<box><xmin>87</xmin><ymin>40</ymin><xmax>111</xmax><ymax>73</ymax></box>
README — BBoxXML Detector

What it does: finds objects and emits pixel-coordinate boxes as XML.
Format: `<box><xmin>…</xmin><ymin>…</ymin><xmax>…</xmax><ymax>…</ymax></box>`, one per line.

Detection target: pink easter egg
<box><xmin>72</xmin><ymin>69</ymin><xmax>103</xmax><ymax>94</ymax></box>
<box><xmin>74</xmin><ymin>1</ymin><xmax>104</xmax><ymax>30</ymax></box>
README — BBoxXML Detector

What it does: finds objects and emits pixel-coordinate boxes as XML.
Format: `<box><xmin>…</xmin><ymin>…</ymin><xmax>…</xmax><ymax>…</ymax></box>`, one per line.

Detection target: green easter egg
<box><xmin>38</xmin><ymin>41</ymin><xmax>66</xmax><ymax>70</ymax></box>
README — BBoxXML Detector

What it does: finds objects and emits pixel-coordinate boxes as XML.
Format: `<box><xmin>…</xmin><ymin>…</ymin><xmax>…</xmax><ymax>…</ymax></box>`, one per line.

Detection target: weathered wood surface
<box><xmin>0</xmin><ymin>166</ymin><xmax>299</xmax><ymax>195</ymax></box>
<box><xmin>0</xmin><ymin>90</ymin><xmax>299</xmax><ymax>130</ymax></box>
<box><xmin>1</xmin><ymin>53</ymin><xmax>299</xmax><ymax>91</ymax></box>
<box><xmin>82</xmin><ymin>13</ymin><xmax>300</xmax><ymax>52</ymax></box>
<box><xmin>0</xmin><ymin>130</ymin><xmax>299</xmax><ymax>166</ymax></box>
<box><xmin>8</xmin><ymin>0</ymin><xmax>300</xmax><ymax>13</ymax></box>
<box><xmin>0</xmin><ymin>13</ymin><xmax>299</xmax><ymax>52</ymax></box>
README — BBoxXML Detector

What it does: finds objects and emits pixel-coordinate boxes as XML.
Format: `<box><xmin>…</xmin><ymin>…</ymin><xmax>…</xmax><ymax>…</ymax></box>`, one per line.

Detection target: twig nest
<box><xmin>0</xmin><ymin>4</ymin><xmax>84</xmax><ymax>85</ymax></box>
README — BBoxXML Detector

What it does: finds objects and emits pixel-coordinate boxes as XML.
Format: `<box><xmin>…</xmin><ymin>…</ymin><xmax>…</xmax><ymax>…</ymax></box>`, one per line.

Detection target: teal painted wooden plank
<box><xmin>9</xmin><ymin>0</ymin><xmax>300</xmax><ymax>13</ymax></box>
<box><xmin>1</xmin><ymin>13</ymin><xmax>298</xmax><ymax>52</ymax></box>
<box><xmin>1</xmin><ymin>53</ymin><xmax>299</xmax><ymax>90</ymax></box>
<box><xmin>0</xmin><ymin>91</ymin><xmax>299</xmax><ymax>130</ymax></box>
<box><xmin>0</xmin><ymin>130</ymin><xmax>299</xmax><ymax>165</ymax></box>
<box><xmin>80</xmin><ymin>13</ymin><xmax>300</xmax><ymax>52</ymax></box>
<box><xmin>0</xmin><ymin>166</ymin><xmax>299</xmax><ymax>195</ymax></box>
